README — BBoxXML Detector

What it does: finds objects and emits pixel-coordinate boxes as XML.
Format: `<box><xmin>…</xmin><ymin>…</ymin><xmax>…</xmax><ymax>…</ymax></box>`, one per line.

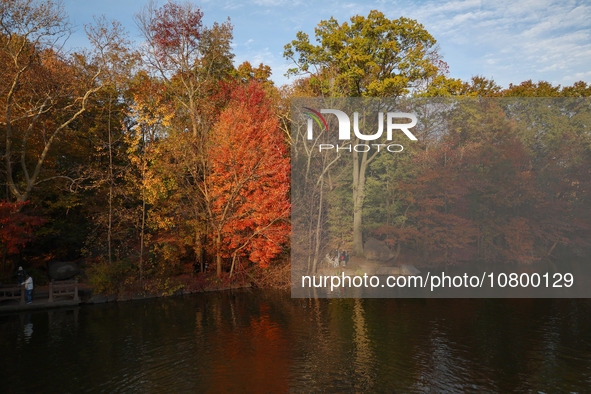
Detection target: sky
<box><xmin>62</xmin><ymin>0</ymin><xmax>591</xmax><ymax>88</ymax></box>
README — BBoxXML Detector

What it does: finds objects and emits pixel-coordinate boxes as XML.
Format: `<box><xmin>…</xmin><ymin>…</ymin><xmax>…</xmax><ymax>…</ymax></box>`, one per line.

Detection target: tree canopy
<box><xmin>0</xmin><ymin>2</ymin><xmax>589</xmax><ymax>291</ymax></box>
<box><xmin>284</xmin><ymin>10</ymin><xmax>442</xmax><ymax>97</ymax></box>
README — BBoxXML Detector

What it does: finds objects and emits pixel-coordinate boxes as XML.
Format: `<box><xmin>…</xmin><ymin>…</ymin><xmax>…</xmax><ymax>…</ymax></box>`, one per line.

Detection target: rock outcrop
<box><xmin>48</xmin><ymin>261</ymin><xmax>80</xmax><ymax>280</ymax></box>
<box><xmin>363</xmin><ymin>237</ymin><xmax>395</xmax><ymax>261</ymax></box>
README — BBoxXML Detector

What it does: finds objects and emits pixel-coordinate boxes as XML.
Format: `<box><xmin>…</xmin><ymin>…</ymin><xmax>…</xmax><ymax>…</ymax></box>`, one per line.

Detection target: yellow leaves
<box><xmin>285</xmin><ymin>11</ymin><xmax>440</xmax><ymax>97</ymax></box>
<box><xmin>129</xmin><ymin>96</ymin><xmax>174</xmax><ymax>130</ymax></box>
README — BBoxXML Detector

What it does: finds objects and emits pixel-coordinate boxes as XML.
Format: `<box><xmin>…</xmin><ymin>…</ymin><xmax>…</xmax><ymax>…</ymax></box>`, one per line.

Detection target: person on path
<box><xmin>16</xmin><ymin>266</ymin><xmax>26</xmax><ymax>285</ymax></box>
<box><xmin>23</xmin><ymin>275</ymin><xmax>33</xmax><ymax>304</ymax></box>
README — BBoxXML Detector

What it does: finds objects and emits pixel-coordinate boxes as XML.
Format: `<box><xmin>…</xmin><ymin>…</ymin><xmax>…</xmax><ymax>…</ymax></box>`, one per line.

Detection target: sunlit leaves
<box><xmin>206</xmin><ymin>82</ymin><xmax>290</xmax><ymax>268</ymax></box>
<box><xmin>151</xmin><ymin>2</ymin><xmax>203</xmax><ymax>66</ymax></box>
<box><xmin>284</xmin><ymin>10</ymin><xmax>440</xmax><ymax>97</ymax></box>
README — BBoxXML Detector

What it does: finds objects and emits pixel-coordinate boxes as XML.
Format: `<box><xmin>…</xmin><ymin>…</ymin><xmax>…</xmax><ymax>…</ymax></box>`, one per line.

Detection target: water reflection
<box><xmin>1</xmin><ymin>293</ymin><xmax>590</xmax><ymax>392</ymax></box>
<box><xmin>22</xmin><ymin>313</ymin><xmax>33</xmax><ymax>344</ymax></box>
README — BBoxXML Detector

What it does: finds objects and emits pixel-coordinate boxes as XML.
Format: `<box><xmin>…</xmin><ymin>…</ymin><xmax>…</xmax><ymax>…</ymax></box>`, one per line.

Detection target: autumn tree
<box><xmin>136</xmin><ymin>2</ymin><xmax>236</xmax><ymax>273</ymax></box>
<box><xmin>0</xmin><ymin>200</ymin><xmax>43</xmax><ymax>275</ymax></box>
<box><xmin>368</xmin><ymin>97</ymin><xmax>590</xmax><ymax>265</ymax></box>
<box><xmin>284</xmin><ymin>11</ymin><xmax>440</xmax><ymax>97</ymax></box>
<box><xmin>125</xmin><ymin>72</ymin><xmax>178</xmax><ymax>281</ymax></box>
<box><xmin>80</xmin><ymin>17</ymin><xmax>138</xmax><ymax>265</ymax></box>
<box><xmin>0</xmin><ymin>0</ymin><xmax>127</xmax><ymax>203</ymax></box>
<box><xmin>233</xmin><ymin>61</ymin><xmax>273</xmax><ymax>85</ymax></box>
<box><xmin>136</xmin><ymin>1</ymin><xmax>234</xmax><ymax>140</ymax></box>
<box><xmin>204</xmin><ymin>82</ymin><xmax>290</xmax><ymax>276</ymax></box>
<box><xmin>498</xmin><ymin>93</ymin><xmax>591</xmax><ymax>258</ymax></box>
<box><xmin>284</xmin><ymin>11</ymin><xmax>444</xmax><ymax>256</ymax></box>
<box><xmin>420</xmin><ymin>75</ymin><xmax>502</xmax><ymax>97</ymax></box>
<box><xmin>290</xmin><ymin>97</ymin><xmax>346</xmax><ymax>273</ymax></box>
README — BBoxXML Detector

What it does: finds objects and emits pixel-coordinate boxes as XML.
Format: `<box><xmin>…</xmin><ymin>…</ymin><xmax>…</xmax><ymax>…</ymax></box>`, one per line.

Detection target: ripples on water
<box><xmin>1</xmin><ymin>292</ymin><xmax>591</xmax><ymax>392</ymax></box>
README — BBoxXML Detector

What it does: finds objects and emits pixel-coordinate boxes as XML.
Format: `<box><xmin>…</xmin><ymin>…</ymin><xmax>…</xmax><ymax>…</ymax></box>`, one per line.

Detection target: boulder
<box><xmin>48</xmin><ymin>261</ymin><xmax>80</xmax><ymax>280</ymax></box>
<box><xmin>400</xmin><ymin>264</ymin><xmax>421</xmax><ymax>275</ymax></box>
<box><xmin>375</xmin><ymin>266</ymin><xmax>402</xmax><ymax>275</ymax></box>
<box><xmin>363</xmin><ymin>237</ymin><xmax>395</xmax><ymax>261</ymax></box>
<box><xmin>88</xmin><ymin>294</ymin><xmax>116</xmax><ymax>304</ymax></box>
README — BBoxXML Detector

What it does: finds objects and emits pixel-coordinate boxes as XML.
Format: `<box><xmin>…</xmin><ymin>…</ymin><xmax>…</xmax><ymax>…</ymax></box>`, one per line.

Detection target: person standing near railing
<box><xmin>23</xmin><ymin>275</ymin><xmax>33</xmax><ymax>304</ymax></box>
<box><xmin>16</xmin><ymin>266</ymin><xmax>27</xmax><ymax>285</ymax></box>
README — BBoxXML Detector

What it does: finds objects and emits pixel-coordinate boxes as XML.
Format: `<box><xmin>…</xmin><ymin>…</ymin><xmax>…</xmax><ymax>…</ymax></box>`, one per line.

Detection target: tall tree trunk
<box><xmin>1</xmin><ymin>248</ymin><xmax>7</xmax><ymax>275</ymax></box>
<box><xmin>351</xmin><ymin>125</ymin><xmax>380</xmax><ymax>257</ymax></box>
<box><xmin>312</xmin><ymin>176</ymin><xmax>325</xmax><ymax>274</ymax></box>
<box><xmin>199</xmin><ymin>233</ymin><xmax>206</xmax><ymax>273</ymax></box>
<box><xmin>139</xmin><ymin>153</ymin><xmax>146</xmax><ymax>284</ymax></box>
<box><xmin>352</xmin><ymin>142</ymin><xmax>369</xmax><ymax>257</ymax></box>
<box><xmin>229</xmin><ymin>251</ymin><xmax>237</xmax><ymax>277</ymax></box>
<box><xmin>139</xmin><ymin>195</ymin><xmax>145</xmax><ymax>282</ymax></box>
<box><xmin>107</xmin><ymin>97</ymin><xmax>113</xmax><ymax>265</ymax></box>
<box><xmin>216</xmin><ymin>232</ymin><xmax>222</xmax><ymax>277</ymax></box>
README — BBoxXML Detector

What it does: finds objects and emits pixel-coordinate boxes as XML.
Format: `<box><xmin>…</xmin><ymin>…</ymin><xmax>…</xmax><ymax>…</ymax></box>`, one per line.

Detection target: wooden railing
<box><xmin>49</xmin><ymin>278</ymin><xmax>79</xmax><ymax>302</ymax></box>
<box><xmin>0</xmin><ymin>284</ymin><xmax>25</xmax><ymax>305</ymax></box>
<box><xmin>0</xmin><ymin>279</ymin><xmax>79</xmax><ymax>305</ymax></box>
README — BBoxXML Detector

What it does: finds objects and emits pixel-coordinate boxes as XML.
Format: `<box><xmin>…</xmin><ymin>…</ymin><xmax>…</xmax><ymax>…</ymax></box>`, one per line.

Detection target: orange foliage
<box><xmin>206</xmin><ymin>82</ymin><xmax>290</xmax><ymax>268</ymax></box>
<box><xmin>0</xmin><ymin>201</ymin><xmax>44</xmax><ymax>268</ymax></box>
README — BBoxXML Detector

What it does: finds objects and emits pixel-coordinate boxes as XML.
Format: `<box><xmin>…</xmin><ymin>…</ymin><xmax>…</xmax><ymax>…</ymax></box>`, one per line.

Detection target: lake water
<box><xmin>1</xmin><ymin>290</ymin><xmax>591</xmax><ymax>392</ymax></box>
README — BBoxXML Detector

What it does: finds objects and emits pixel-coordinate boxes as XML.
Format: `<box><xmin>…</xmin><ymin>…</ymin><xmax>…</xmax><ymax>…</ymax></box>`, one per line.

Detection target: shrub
<box><xmin>87</xmin><ymin>260</ymin><xmax>134</xmax><ymax>295</ymax></box>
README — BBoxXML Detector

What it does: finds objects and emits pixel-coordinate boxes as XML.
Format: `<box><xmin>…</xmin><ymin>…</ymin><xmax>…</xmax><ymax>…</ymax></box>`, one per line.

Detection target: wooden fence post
<box><xmin>49</xmin><ymin>279</ymin><xmax>54</xmax><ymax>303</ymax></box>
<box><xmin>73</xmin><ymin>278</ymin><xmax>79</xmax><ymax>301</ymax></box>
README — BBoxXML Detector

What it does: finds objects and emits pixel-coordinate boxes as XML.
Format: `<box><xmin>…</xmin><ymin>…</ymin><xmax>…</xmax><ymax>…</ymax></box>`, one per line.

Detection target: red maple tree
<box><xmin>0</xmin><ymin>201</ymin><xmax>44</xmax><ymax>273</ymax></box>
<box><xmin>205</xmin><ymin>82</ymin><xmax>290</xmax><ymax>276</ymax></box>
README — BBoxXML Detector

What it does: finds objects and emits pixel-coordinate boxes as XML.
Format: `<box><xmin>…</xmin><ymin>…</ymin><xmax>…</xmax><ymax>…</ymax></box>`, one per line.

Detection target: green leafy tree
<box><xmin>284</xmin><ymin>11</ymin><xmax>444</xmax><ymax>256</ymax></box>
<box><xmin>284</xmin><ymin>10</ymin><xmax>440</xmax><ymax>98</ymax></box>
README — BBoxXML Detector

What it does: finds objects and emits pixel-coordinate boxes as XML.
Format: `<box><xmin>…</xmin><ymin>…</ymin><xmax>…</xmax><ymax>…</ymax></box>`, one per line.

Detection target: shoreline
<box><xmin>0</xmin><ymin>282</ymin><xmax>253</xmax><ymax>314</ymax></box>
